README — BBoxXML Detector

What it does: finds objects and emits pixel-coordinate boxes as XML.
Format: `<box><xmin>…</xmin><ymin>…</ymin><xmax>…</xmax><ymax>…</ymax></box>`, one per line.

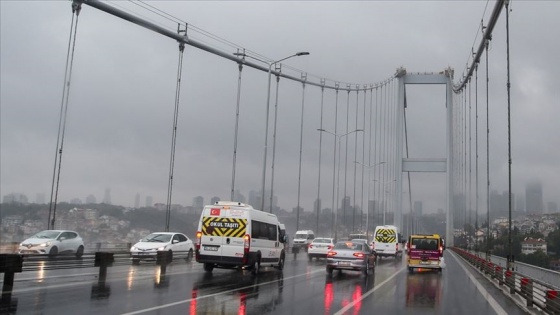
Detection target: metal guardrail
<box><xmin>453</xmin><ymin>247</ymin><xmax>560</xmax><ymax>314</ymax></box>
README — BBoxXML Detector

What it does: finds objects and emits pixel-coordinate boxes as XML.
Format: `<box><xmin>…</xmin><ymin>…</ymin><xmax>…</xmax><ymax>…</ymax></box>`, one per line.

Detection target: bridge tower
<box><xmin>395</xmin><ymin>68</ymin><xmax>455</xmax><ymax>246</ymax></box>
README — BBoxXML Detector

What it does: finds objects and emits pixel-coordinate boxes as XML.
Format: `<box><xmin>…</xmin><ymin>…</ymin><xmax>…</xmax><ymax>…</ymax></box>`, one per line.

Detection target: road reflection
<box><xmin>405</xmin><ymin>271</ymin><xmax>442</xmax><ymax>308</ymax></box>
<box><xmin>324</xmin><ymin>273</ymin><xmax>375</xmax><ymax>315</ymax></box>
<box><xmin>189</xmin><ymin>270</ymin><xmax>284</xmax><ymax>314</ymax></box>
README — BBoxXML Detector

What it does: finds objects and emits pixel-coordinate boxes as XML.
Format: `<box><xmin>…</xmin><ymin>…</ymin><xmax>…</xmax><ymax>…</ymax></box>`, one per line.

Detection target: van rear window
<box><xmin>251</xmin><ymin>220</ymin><xmax>277</xmax><ymax>241</ymax></box>
<box><xmin>411</xmin><ymin>238</ymin><xmax>439</xmax><ymax>250</ymax></box>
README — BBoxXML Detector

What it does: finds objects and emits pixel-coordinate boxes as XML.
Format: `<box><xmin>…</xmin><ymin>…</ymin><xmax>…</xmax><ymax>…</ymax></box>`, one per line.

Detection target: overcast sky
<box><xmin>1</xmin><ymin>1</ymin><xmax>559</xmax><ymax>216</ymax></box>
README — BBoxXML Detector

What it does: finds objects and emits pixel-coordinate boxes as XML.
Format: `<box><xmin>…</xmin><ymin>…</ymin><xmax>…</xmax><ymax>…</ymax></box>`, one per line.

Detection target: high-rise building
<box><xmin>233</xmin><ymin>190</ymin><xmax>246</xmax><ymax>203</ymax></box>
<box><xmin>2</xmin><ymin>193</ymin><xmax>28</xmax><ymax>204</ymax></box>
<box><xmin>414</xmin><ymin>201</ymin><xmax>423</xmax><ymax>217</ymax></box>
<box><xmin>145</xmin><ymin>196</ymin><xmax>153</xmax><ymax>208</ymax></box>
<box><xmin>210</xmin><ymin>196</ymin><xmax>220</xmax><ymax>205</ymax></box>
<box><xmin>193</xmin><ymin>196</ymin><xmax>204</xmax><ymax>209</ymax></box>
<box><xmin>314</xmin><ymin>198</ymin><xmax>322</xmax><ymax>215</ymax></box>
<box><xmin>85</xmin><ymin>194</ymin><xmax>97</xmax><ymax>204</ymax></box>
<box><xmin>134</xmin><ymin>193</ymin><xmax>140</xmax><ymax>209</ymax></box>
<box><xmin>102</xmin><ymin>188</ymin><xmax>111</xmax><ymax>205</ymax></box>
<box><xmin>526</xmin><ymin>182</ymin><xmax>543</xmax><ymax>214</ymax></box>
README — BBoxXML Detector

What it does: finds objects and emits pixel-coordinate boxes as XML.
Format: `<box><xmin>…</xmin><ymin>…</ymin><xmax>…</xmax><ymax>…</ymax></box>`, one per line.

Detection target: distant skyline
<box><xmin>3</xmin><ymin>178</ymin><xmax>556</xmax><ymax>215</ymax></box>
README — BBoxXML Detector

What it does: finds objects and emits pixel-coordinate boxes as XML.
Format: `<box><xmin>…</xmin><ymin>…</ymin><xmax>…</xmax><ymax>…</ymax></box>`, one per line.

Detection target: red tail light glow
<box><xmin>308</xmin><ymin>244</ymin><xmax>313</xmax><ymax>249</ymax></box>
<box><xmin>353</xmin><ymin>252</ymin><xmax>365</xmax><ymax>258</ymax></box>
<box><xmin>327</xmin><ymin>251</ymin><xmax>337</xmax><ymax>256</ymax></box>
<box><xmin>327</xmin><ymin>245</ymin><xmax>333</xmax><ymax>250</ymax></box>
<box><xmin>243</xmin><ymin>234</ymin><xmax>251</xmax><ymax>264</ymax></box>
<box><xmin>195</xmin><ymin>231</ymin><xmax>202</xmax><ymax>250</ymax></box>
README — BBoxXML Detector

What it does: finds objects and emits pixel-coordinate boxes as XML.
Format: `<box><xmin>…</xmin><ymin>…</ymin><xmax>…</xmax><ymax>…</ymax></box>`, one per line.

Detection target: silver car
<box><xmin>326</xmin><ymin>241</ymin><xmax>375</xmax><ymax>275</ymax></box>
<box><xmin>19</xmin><ymin>230</ymin><xmax>85</xmax><ymax>257</ymax></box>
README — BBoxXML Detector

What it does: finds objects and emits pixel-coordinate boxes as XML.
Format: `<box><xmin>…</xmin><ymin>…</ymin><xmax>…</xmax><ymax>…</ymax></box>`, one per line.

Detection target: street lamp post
<box><xmin>355</xmin><ymin>161</ymin><xmax>385</xmax><ymax>237</ymax></box>
<box><xmin>233</xmin><ymin>51</ymin><xmax>309</xmax><ymax>211</ymax></box>
<box><xmin>318</xmin><ymin>128</ymin><xmax>363</xmax><ymax>241</ymax></box>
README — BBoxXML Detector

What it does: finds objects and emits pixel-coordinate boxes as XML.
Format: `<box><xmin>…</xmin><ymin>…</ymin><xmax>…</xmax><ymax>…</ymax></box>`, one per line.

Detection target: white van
<box><xmin>292</xmin><ymin>230</ymin><xmax>315</xmax><ymax>253</ymax></box>
<box><xmin>195</xmin><ymin>201</ymin><xmax>286</xmax><ymax>274</ymax></box>
<box><xmin>372</xmin><ymin>225</ymin><xmax>403</xmax><ymax>259</ymax></box>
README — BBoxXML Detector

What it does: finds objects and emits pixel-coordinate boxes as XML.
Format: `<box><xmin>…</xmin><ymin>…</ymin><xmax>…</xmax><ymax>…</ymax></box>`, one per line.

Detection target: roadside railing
<box><xmin>453</xmin><ymin>247</ymin><xmax>560</xmax><ymax>314</ymax></box>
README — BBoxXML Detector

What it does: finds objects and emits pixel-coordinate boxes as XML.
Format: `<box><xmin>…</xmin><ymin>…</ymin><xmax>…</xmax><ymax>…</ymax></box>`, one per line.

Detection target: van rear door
<box><xmin>408</xmin><ymin>237</ymin><xmax>441</xmax><ymax>265</ymax></box>
<box><xmin>200</xmin><ymin>206</ymin><xmax>248</xmax><ymax>260</ymax></box>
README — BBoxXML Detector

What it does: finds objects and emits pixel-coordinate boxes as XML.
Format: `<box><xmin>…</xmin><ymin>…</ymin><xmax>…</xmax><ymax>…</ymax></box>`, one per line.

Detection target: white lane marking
<box><xmin>120</xmin><ymin>269</ymin><xmax>324</xmax><ymax>315</ymax></box>
<box><xmin>333</xmin><ymin>265</ymin><xmax>406</xmax><ymax>315</ymax></box>
<box><xmin>450</xmin><ymin>250</ymin><xmax>508</xmax><ymax>315</ymax></box>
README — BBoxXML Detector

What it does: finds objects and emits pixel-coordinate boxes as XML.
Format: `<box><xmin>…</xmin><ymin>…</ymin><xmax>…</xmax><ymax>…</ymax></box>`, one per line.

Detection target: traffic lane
<box><xmin>354</xmin><ymin>251</ymin><xmax>528</xmax><ymax>315</ymax></box>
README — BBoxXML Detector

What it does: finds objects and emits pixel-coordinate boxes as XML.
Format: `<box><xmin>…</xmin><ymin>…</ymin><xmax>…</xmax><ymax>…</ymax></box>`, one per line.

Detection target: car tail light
<box><xmin>195</xmin><ymin>231</ymin><xmax>202</xmax><ymax>250</ymax></box>
<box><xmin>353</xmin><ymin>252</ymin><xmax>365</xmax><ymax>258</ymax></box>
<box><xmin>327</xmin><ymin>251</ymin><xmax>337</xmax><ymax>256</ymax></box>
<box><xmin>327</xmin><ymin>245</ymin><xmax>333</xmax><ymax>250</ymax></box>
<box><xmin>308</xmin><ymin>244</ymin><xmax>313</xmax><ymax>249</ymax></box>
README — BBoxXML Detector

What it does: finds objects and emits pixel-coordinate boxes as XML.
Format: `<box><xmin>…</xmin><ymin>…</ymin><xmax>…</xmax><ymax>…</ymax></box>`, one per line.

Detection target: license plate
<box><xmin>204</xmin><ymin>246</ymin><xmax>218</xmax><ymax>251</ymax></box>
<box><xmin>420</xmin><ymin>261</ymin><xmax>429</xmax><ymax>265</ymax></box>
<box><xmin>338</xmin><ymin>261</ymin><xmax>350</xmax><ymax>266</ymax></box>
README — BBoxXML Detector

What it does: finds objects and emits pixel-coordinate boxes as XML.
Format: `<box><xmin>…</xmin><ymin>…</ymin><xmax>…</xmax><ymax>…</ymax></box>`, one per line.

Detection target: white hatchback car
<box><xmin>130</xmin><ymin>232</ymin><xmax>194</xmax><ymax>264</ymax></box>
<box><xmin>307</xmin><ymin>237</ymin><xmax>335</xmax><ymax>261</ymax></box>
<box><xmin>19</xmin><ymin>230</ymin><xmax>85</xmax><ymax>257</ymax></box>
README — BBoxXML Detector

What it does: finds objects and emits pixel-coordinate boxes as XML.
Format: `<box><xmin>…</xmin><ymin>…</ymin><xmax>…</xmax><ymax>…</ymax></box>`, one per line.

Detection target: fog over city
<box><xmin>1</xmin><ymin>1</ymin><xmax>559</xmax><ymax>215</ymax></box>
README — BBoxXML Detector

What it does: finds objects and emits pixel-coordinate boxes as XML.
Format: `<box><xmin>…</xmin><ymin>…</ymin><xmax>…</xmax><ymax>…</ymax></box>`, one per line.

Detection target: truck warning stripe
<box><xmin>202</xmin><ymin>217</ymin><xmax>247</xmax><ymax>238</ymax></box>
<box><xmin>375</xmin><ymin>228</ymin><xmax>396</xmax><ymax>243</ymax></box>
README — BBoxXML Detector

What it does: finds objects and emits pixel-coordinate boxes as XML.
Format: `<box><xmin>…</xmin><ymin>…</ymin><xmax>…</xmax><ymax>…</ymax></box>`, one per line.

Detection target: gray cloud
<box><xmin>1</xmin><ymin>1</ymin><xmax>559</xmax><ymax>215</ymax></box>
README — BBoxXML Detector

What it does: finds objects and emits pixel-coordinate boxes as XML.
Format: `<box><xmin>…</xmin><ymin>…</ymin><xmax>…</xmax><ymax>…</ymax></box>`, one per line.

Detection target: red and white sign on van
<box><xmin>210</xmin><ymin>208</ymin><xmax>221</xmax><ymax>216</ymax></box>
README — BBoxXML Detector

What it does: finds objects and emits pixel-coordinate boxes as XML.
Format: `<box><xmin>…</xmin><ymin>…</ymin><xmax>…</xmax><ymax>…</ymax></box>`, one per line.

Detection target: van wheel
<box><xmin>408</xmin><ymin>267</ymin><xmax>413</xmax><ymax>273</ymax></box>
<box><xmin>277</xmin><ymin>254</ymin><xmax>285</xmax><ymax>271</ymax></box>
<box><xmin>251</xmin><ymin>258</ymin><xmax>261</xmax><ymax>275</ymax></box>
<box><xmin>204</xmin><ymin>263</ymin><xmax>214</xmax><ymax>273</ymax></box>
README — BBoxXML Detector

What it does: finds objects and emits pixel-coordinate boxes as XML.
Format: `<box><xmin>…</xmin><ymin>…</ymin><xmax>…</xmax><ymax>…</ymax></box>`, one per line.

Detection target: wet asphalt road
<box><xmin>2</xmin><ymin>250</ymin><xmax>529</xmax><ymax>315</ymax></box>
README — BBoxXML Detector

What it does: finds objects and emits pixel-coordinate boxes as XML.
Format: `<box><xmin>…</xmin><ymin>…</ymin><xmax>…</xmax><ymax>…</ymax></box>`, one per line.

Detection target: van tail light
<box><xmin>353</xmin><ymin>252</ymin><xmax>365</xmax><ymax>258</ymax></box>
<box><xmin>439</xmin><ymin>245</ymin><xmax>443</xmax><ymax>257</ymax></box>
<box><xmin>371</xmin><ymin>243</ymin><xmax>375</xmax><ymax>249</ymax></box>
<box><xmin>242</xmin><ymin>234</ymin><xmax>251</xmax><ymax>264</ymax></box>
<box><xmin>396</xmin><ymin>243</ymin><xmax>399</xmax><ymax>251</ymax></box>
<box><xmin>195</xmin><ymin>231</ymin><xmax>202</xmax><ymax>250</ymax></box>
<box><xmin>407</xmin><ymin>242</ymin><xmax>411</xmax><ymax>252</ymax></box>
<box><xmin>327</xmin><ymin>251</ymin><xmax>337</xmax><ymax>257</ymax></box>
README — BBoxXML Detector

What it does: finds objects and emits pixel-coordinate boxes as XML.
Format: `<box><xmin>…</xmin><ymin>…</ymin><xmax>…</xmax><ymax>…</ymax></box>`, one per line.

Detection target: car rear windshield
<box><xmin>313</xmin><ymin>238</ymin><xmax>332</xmax><ymax>244</ymax></box>
<box><xmin>411</xmin><ymin>238</ymin><xmax>439</xmax><ymax>250</ymax></box>
<box><xmin>334</xmin><ymin>242</ymin><xmax>364</xmax><ymax>251</ymax></box>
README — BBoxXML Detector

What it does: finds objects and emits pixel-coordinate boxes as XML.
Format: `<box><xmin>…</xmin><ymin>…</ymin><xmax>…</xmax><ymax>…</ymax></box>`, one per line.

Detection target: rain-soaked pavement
<box><xmin>1</xmin><ymin>250</ymin><xmax>529</xmax><ymax>314</ymax></box>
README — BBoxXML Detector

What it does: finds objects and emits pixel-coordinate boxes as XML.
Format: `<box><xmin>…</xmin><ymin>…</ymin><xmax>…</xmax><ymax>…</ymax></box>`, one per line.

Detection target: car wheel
<box><xmin>251</xmin><ymin>257</ymin><xmax>261</xmax><ymax>275</ymax></box>
<box><xmin>48</xmin><ymin>246</ymin><xmax>58</xmax><ymax>258</ymax></box>
<box><xmin>308</xmin><ymin>254</ymin><xmax>313</xmax><ymax>262</ymax></box>
<box><xmin>203</xmin><ymin>263</ymin><xmax>214</xmax><ymax>273</ymax></box>
<box><xmin>75</xmin><ymin>245</ymin><xmax>84</xmax><ymax>258</ymax></box>
<box><xmin>326</xmin><ymin>266</ymin><xmax>334</xmax><ymax>275</ymax></box>
<box><xmin>186</xmin><ymin>249</ymin><xmax>193</xmax><ymax>263</ymax></box>
<box><xmin>132</xmin><ymin>258</ymin><xmax>140</xmax><ymax>265</ymax></box>
<box><xmin>277</xmin><ymin>254</ymin><xmax>285</xmax><ymax>271</ymax></box>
